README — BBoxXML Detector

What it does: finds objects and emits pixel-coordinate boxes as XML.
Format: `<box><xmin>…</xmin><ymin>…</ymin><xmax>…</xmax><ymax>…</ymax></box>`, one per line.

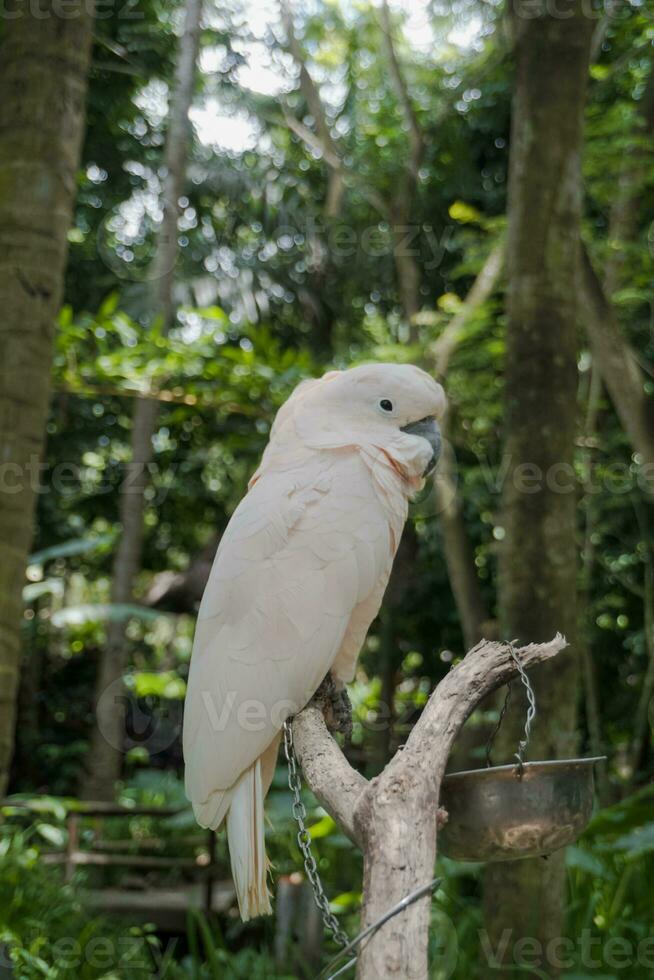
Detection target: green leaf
<box><xmin>308</xmin><ymin>814</ymin><xmax>336</xmax><ymax>839</ymax></box>
<box><xmin>131</xmin><ymin>671</ymin><xmax>186</xmax><ymax>699</ymax></box>
<box><xmin>565</xmin><ymin>845</ymin><xmax>609</xmax><ymax>877</ymax></box>
<box><xmin>22</xmin><ymin>579</ymin><xmax>65</xmax><ymax>604</ymax></box>
<box><xmin>3</xmin><ymin>795</ymin><xmax>67</xmax><ymax>821</ymax></box>
<box><xmin>35</xmin><ymin>824</ymin><xmax>66</xmax><ymax>848</ymax></box>
<box><xmin>613</xmin><ymin>824</ymin><xmax>654</xmax><ymax>857</ymax></box>
<box><xmin>448</xmin><ymin>200</ymin><xmax>482</xmax><ymax>224</ymax></box>
<box><xmin>28</xmin><ymin>534</ymin><xmax>115</xmax><ymax>566</ymax></box>
<box><xmin>98</xmin><ymin>291</ymin><xmax>120</xmax><ymax>317</ymax></box>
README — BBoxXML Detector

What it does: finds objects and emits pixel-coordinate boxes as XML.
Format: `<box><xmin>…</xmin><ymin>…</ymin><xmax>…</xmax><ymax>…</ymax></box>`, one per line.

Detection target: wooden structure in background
<box><xmin>2</xmin><ymin>800</ymin><xmax>234</xmax><ymax>931</ymax></box>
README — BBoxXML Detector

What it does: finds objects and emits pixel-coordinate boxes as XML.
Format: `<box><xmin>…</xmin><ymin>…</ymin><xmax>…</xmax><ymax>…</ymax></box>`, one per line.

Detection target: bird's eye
<box><xmin>379</xmin><ymin>398</ymin><xmax>394</xmax><ymax>413</ymax></box>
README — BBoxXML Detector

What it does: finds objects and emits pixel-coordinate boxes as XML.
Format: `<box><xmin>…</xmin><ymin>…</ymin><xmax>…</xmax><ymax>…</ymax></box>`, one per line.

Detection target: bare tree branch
<box><xmin>378</xmin><ymin>0</ymin><xmax>424</xmax><ymax>177</ymax></box>
<box><xmin>375</xmin><ymin>1</ymin><xmax>426</xmax><ymax>328</ymax></box>
<box><xmin>281</xmin><ymin>108</ymin><xmax>341</xmax><ymax>169</ymax></box>
<box><xmin>280</xmin><ymin>107</ymin><xmax>389</xmax><ymax>217</ymax></box>
<box><xmin>292</xmin><ymin>635</ymin><xmax>568</xmax><ymax>979</ymax></box>
<box><xmin>429</xmin><ymin>242</ymin><xmax>505</xmax><ymax>378</ymax></box>
<box><xmin>279</xmin><ymin>0</ymin><xmax>345</xmax><ymax>218</ymax></box>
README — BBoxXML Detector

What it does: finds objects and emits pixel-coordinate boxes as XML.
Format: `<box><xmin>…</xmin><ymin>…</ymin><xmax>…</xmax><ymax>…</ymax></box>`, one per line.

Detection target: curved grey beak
<box><xmin>400</xmin><ymin>417</ymin><xmax>442</xmax><ymax>477</ymax></box>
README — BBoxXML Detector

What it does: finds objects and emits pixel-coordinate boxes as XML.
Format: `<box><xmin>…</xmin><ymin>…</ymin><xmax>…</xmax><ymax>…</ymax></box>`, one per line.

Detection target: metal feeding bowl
<box><xmin>439</xmin><ymin>757</ymin><xmax>606</xmax><ymax>863</ymax></box>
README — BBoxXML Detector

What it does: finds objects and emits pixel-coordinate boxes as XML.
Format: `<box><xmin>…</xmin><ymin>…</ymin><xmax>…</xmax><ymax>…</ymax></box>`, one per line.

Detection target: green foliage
<box><xmin>0</xmin><ymin>829</ymin><xmax>163</xmax><ymax>979</ymax></box>
<box><xmin>6</xmin><ymin>0</ymin><xmax>654</xmax><ymax>975</ymax></box>
<box><xmin>182</xmin><ymin>910</ymin><xmax>294</xmax><ymax>980</ymax></box>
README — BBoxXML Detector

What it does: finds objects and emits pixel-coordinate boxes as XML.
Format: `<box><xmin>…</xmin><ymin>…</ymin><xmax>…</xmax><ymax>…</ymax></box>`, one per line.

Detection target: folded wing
<box><xmin>183</xmin><ymin>452</ymin><xmax>394</xmax><ymax>810</ymax></box>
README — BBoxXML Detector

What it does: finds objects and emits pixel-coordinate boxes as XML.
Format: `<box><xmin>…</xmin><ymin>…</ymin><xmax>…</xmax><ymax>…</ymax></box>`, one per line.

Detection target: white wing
<box><xmin>183</xmin><ymin>450</ymin><xmax>395</xmax><ymax>808</ymax></box>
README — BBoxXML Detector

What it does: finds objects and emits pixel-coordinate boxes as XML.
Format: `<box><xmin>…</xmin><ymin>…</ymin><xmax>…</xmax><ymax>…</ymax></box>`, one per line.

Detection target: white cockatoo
<box><xmin>183</xmin><ymin>363</ymin><xmax>446</xmax><ymax>920</ymax></box>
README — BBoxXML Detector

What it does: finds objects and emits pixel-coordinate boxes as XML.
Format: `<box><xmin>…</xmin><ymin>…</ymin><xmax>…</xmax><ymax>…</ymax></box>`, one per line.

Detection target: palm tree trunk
<box><xmin>0</xmin><ymin>0</ymin><xmax>95</xmax><ymax>798</ymax></box>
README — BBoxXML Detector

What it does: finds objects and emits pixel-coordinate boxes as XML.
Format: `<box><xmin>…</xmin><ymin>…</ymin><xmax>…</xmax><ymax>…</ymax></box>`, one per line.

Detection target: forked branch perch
<box><xmin>292</xmin><ymin>634</ymin><xmax>568</xmax><ymax>980</ymax></box>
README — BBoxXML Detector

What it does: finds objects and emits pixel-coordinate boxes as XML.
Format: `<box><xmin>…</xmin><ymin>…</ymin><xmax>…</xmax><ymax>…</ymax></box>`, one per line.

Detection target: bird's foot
<box><xmin>436</xmin><ymin>806</ymin><xmax>449</xmax><ymax>830</ymax></box>
<box><xmin>313</xmin><ymin>672</ymin><xmax>353</xmax><ymax>740</ymax></box>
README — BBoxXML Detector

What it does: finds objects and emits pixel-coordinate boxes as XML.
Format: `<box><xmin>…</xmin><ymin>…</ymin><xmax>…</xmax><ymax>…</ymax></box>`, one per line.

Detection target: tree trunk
<box><xmin>0</xmin><ymin>0</ymin><xmax>95</xmax><ymax>798</ymax></box>
<box><xmin>82</xmin><ymin>0</ymin><xmax>203</xmax><ymax>800</ymax></box>
<box><xmin>82</xmin><ymin>397</ymin><xmax>160</xmax><ymax>799</ymax></box>
<box><xmin>392</xmin><ymin>197</ymin><xmax>422</xmax><ymax>337</ymax></box>
<box><xmin>356</xmin><ymin>777</ymin><xmax>436</xmax><ymax>979</ymax></box>
<box><xmin>483</xmin><ymin>5</ymin><xmax>593</xmax><ymax>974</ymax></box>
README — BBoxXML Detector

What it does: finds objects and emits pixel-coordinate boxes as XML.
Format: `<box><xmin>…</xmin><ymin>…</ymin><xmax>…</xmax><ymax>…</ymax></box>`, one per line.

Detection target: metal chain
<box><xmin>483</xmin><ymin>641</ymin><xmax>538</xmax><ymax>775</ymax></box>
<box><xmin>507</xmin><ymin>640</ymin><xmax>537</xmax><ymax>772</ymax></box>
<box><xmin>283</xmin><ymin>719</ymin><xmax>350</xmax><ymax>949</ymax></box>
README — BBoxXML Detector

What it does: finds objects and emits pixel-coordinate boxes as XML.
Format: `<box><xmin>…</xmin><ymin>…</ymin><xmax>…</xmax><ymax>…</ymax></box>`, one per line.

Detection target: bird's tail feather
<box><xmin>225</xmin><ymin>758</ymin><xmax>272</xmax><ymax>920</ymax></box>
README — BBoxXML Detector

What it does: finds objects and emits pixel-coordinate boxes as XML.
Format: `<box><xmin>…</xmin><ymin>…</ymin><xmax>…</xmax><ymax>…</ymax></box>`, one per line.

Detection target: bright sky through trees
<box><xmin>192</xmin><ymin>0</ymin><xmax>484</xmax><ymax>151</ymax></box>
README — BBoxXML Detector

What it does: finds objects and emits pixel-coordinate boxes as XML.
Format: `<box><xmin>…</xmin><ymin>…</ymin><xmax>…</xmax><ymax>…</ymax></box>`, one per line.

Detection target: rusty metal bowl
<box><xmin>439</xmin><ymin>757</ymin><xmax>606</xmax><ymax>863</ymax></box>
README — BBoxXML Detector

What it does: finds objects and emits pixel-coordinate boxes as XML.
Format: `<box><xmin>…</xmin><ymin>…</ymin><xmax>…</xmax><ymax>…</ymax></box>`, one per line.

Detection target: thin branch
<box><xmin>433</xmin><ymin>441</ymin><xmax>490</xmax><ymax>649</ymax></box>
<box><xmin>589</xmin><ymin>12</ymin><xmax>611</xmax><ymax>65</ymax></box>
<box><xmin>376</xmin><ymin>0</ymin><xmax>427</xmax><ymax>328</ymax></box>
<box><xmin>596</xmin><ymin>554</ymin><xmax>644</xmax><ymax>598</ymax></box>
<box><xmin>278</xmin><ymin>107</ymin><xmax>390</xmax><ymax>218</ymax></box>
<box><xmin>579</xmin><ymin>364</ymin><xmax>609</xmax><ymax>802</ymax></box>
<box><xmin>281</xmin><ymin>108</ymin><xmax>341</xmax><ymax>170</ymax></box>
<box><xmin>279</xmin><ymin>0</ymin><xmax>345</xmax><ymax>218</ymax></box>
<box><xmin>378</xmin><ymin>0</ymin><xmax>424</xmax><ymax>176</ymax></box>
<box><xmin>53</xmin><ymin>381</ymin><xmax>257</xmax><ymax>415</ymax></box>
<box><xmin>428</xmin><ymin>242</ymin><xmax>505</xmax><ymax>380</ymax></box>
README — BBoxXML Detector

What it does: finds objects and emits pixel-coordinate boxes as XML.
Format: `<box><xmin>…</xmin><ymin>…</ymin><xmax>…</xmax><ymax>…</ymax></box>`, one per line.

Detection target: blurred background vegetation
<box><xmin>0</xmin><ymin>0</ymin><xmax>653</xmax><ymax>977</ymax></box>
